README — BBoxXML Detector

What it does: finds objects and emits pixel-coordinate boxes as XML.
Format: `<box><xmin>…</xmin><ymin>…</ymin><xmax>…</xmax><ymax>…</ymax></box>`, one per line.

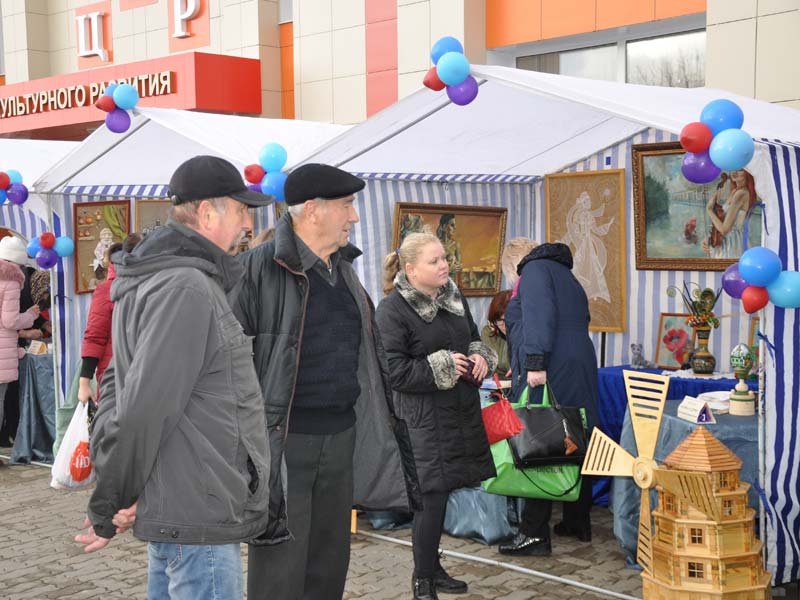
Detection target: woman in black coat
<box><xmin>499</xmin><ymin>242</ymin><xmax>599</xmax><ymax>557</ymax></box>
<box><xmin>376</xmin><ymin>233</ymin><xmax>497</xmax><ymax>600</ymax></box>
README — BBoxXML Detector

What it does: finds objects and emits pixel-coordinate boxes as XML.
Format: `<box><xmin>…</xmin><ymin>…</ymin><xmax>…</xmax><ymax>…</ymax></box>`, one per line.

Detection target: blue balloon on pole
<box><xmin>53</xmin><ymin>236</ymin><xmax>75</xmax><ymax>258</ymax></box>
<box><xmin>739</xmin><ymin>246</ymin><xmax>782</xmax><ymax>287</ymax></box>
<box><xmin>259</xmin><ymin>143</ymin><xmax>288</xmax><ymax>173</ymax></box>
<box><xmin>6</xmin><ymin>169</ymin><xmax>22</xmax><ymax>184</ymax></box>
<box><xmin>709</xmin><ymin>128</ymin><xmax>755</xmax><ymax>171</ymax></box>
<box><xmin>0</xmin><ymin>190</ymin><xmax>6</xmax><ymax>205</ymax></box>
<box><xmin>27</xmin><ymin>237</ymin><xmax>42</xmax><ymax>259</ymax></box>
<box><xmin>260</xmin><ymin>171</ymin><xmax>287</xmax><ymax>202</ymax></box>
<box><xmin>431</xmin><ymin>37</ymin><xmax>464</xmax><ymax>65</ymax></box>
<box><xmin>113</xmin><ymin>84</ymin><xmax>140</xmax><ymax>110</ymax></box>
<box><xmin>104</xmin><ymin>83</ymin><xmax>119</xmax><ymax>97</ymax></box>
<box><xmin>436</xmin><ymin>52</ymin><xmax>470</xmax><ymax>86</ymax></box>
<box><xmin>767</xmin><ymin>270</ymin><xmax>800</xmax><ymax>308</ymax></box>
<box><xmin>700</xmin><ymin>99</ymin><xmax>744</xmax><ymax>136</ymax></box>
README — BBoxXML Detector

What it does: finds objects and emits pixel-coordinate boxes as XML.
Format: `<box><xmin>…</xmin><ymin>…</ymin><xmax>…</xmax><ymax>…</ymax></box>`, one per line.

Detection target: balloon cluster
<box><xmin>26</xmin><ymin>232</ymin><xmax>74</xmax><ymax>270</ymax></box>
<box><xmin>96</xmin><ymin>83</ymin><xmax>140</xmax><ymax>134</ymax></box>
<box><xmin>722</xmin><ymin>247</ymin><xmax>800</xmax><ymax>313</ymax></box>
<box><xmin>680</xmin><ymin>99</ymin><xmax>755</xmax><ymax>184</ymax></box>
<box><xmin>0</xmin><ymin>169</ymin><xmax>29</xmax><ymax>206</ymax></box>
<box><xmin>422</xmin><ymin>37</ymin><xmax>478</xmax><ymax>106</ymax></box>
<box><xmin>244</xmin><ymin>143</ymin><xmax>287</xmax><ymax>202</ymax></box>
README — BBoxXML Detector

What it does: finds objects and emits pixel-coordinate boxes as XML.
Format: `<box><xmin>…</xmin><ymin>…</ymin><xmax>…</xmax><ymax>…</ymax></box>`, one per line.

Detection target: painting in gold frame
<box><xmin>748</xmin><ymin>316</ymin><xmax>760</xmax><ymax>362</ymax></box>
<box><xmin>391</xmin><ymin>203</ymin><xmax>507</xmax><ymax>297</ymax></box>
<box><xmin>655</xmin><ymin>312</ymin><xmax>697</xmax><ymax>370</ymax></box>
<box><xmin>73</xmin><ymin>201</ymin><xmax>130</xmax><ymax>294</ymax></box>
<box><xmin>545</xmin><ymin>169</ymin><xmax>626</xmax><ymax>333</ymax></box>
<box><xmin>135</xmin><ymin>199</ymin><xmax>172</xmax><ymax>236</ymax></box>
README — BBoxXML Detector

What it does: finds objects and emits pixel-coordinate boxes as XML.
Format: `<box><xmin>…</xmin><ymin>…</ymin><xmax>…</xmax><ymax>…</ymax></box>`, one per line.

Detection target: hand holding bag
<box><xmin>507</xmin><ymin>383</ymin><xmax>588</xmax><ymax>467</ymax></box>
<box><xmin>481</xmin><ymin>374</ymin><xmax>525</xmax><ymax>444</ymax></box>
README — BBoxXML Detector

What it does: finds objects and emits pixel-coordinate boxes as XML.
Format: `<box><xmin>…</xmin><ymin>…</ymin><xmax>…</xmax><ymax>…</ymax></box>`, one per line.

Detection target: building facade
<box><xmin>0</xmin><ymin>0</ymin><xmax>797</xmax><ymax>140</ymax></box>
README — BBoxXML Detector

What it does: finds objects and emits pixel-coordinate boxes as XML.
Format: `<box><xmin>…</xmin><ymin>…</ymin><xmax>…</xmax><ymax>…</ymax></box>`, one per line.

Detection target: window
<box><xmin>663</xmin><ymin>494</ymin><xmax>675</xmax><ymax>513</ymax></box>
<box><xmin>688</xmin><ymin>562</ymin><xmax>705</xmax><ymax>579</ymax></box>
<box><xmin>626</xmin><ymin>30</ymin><xmax>705</xmax><ymax>88</ymax></box>
<box><xmin>719</xmin><ymin>472</ymin><xmax>731</xmax><ymax>489</ymax></box>
<box><xmin>690</xmin><ymin>528</ymin><xmax>704</xmax><ymax>544</ymax></box>
<box><xmin>723</xmin><ymin>499</ymin><xmax>734</xmax><ymax>517</ymax></box>
<box><xmin>517</xmin><ymin>44</ymin><xmax>618</xmax><ymax>82</ymax></box>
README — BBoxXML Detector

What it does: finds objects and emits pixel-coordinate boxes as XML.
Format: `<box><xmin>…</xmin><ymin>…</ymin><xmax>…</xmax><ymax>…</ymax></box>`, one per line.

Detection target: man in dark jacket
<box><xmin>231</xmin><ymin>163</ymin><xmax>420</xmax><ymax>600</ymax></box>
<box><xmin>76</xmin><ymin>156</ymin><xmax>274</xmax><ymax>599</ymax></box>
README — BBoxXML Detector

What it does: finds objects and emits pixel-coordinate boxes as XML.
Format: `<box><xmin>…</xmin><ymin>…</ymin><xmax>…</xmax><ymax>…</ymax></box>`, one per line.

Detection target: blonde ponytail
<box><xmin>383</xmin><ymin>232</ymin><xmax>443</xmax><ymax>295</ymax></box>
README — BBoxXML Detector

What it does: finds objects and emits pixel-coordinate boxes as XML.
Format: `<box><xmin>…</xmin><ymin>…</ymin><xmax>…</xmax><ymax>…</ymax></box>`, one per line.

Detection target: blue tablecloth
<box><xmin>611</xmin><ymin>399</ymin><xmax>759</xmax><ymax>564</ymax></box>
<box><xmin>11</xmin><ymin>353</ymin><xmax>56</xmax><ymax>464</ymax></box>
<box><xmin>594</xmin><ymin>365</ymin><xmax>757</xmax><ymax>506</ymax></box>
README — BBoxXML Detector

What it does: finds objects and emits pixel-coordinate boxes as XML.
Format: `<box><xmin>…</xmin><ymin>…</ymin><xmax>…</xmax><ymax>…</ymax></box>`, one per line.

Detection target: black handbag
<box><xmin>507</xmin><ymin>383</ymin><xmax>588</xmax><ymax>467</ymax></box>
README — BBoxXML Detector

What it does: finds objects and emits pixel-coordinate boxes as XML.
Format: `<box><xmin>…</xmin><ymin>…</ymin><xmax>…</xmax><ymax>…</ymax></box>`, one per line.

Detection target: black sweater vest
<box><xmin>290</xmin><ymin>268</ymin><xmax>362</xmax><ymax>434</ymax></box>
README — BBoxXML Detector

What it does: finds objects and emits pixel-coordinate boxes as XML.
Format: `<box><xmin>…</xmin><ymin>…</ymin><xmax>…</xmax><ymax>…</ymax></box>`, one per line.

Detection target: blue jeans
<box><xmin>147</xmin><ymin>542</ymin><xmax>243</xmax><ymax>600</ymax></box>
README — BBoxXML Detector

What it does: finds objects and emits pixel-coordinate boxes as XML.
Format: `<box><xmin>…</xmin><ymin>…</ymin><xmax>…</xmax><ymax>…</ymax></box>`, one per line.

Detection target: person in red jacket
<box><xmin>77</xmin><ymin>233</ymin><xmax>141</xmax><ymax>405</ymax></box>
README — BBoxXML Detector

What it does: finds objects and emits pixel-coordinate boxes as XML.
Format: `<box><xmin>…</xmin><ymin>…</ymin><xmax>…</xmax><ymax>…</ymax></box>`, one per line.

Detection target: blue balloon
<box><xmin>104</xmin><ymin>83</ymin><xmax>119</xmax><ymax>97</ymax></box>
<box><xmin>260</xmin><ymin>171</ymin><xmax>287</xmax><ymax>202</ymax></box>
<box><xmin>431</xmin><ymin>37</ymin><xmax>464</xmax><ymax>65</ymax></box>
<box><xmin>6</xmin><ymin>169</ymin><xmax>22</xmax><ymax>184</ymax></box>
<box><xmin>113</xmin><ymin>83</ymin><xmax>139</xmax><ymax>110</ymax></box>
<box><xmin>53</xmin><ymin>236</ymin><xmax>75</xmax><ymax>258</ymax></box>
<box><xmin>709</xmin><ymin>128</ymin><xmax>755</xmax><ymax>171</ymax></box>
<box><xmin>0</xmin><ymin>189</ymin><xmax>6</xmax><ymax>205</ymax></box>
<box><xmin>739</xmin><ymin>246</ymin><xmax>783</xmax><ymax>287</ymax></box>
<box><xmin>700</xmin><ymin>99</ymin><xmax>744</xmax><ymax>136</ymax></box>
<box><xmin>259</xmin><ymin>143</ymin><xmax>288</xmax><ymax>172</ymax></box>
<box><xmin>436</xmin><ymin>52</ymin><xmax>470</xmax><ymax>86</ymax></box>
<box><xmin>27</xmin><ymin>237</ymin><xmax>42</xmax><ymax>258</ymax></box>
<box><xmin>767</xmin><ymin>270</ymin><xmax>800</xmax><ymax>308</ymax></box>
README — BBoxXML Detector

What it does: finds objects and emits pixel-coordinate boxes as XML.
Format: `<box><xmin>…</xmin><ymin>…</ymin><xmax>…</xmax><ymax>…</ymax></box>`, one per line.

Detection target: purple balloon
<box><xmin>105</xmin><ymin>108</ymin><xmax>131</xmax><ymax>134</ymax></box>
<box><xmin>247</xmin><ymin>183</ymin><xmax>261</xmax><ymax>192</ymax></box>
<box><xmin>681</xmin><ymin>151</ymin><xmax>721</xmax><ymax>184</ymax></box>
<box><xmin>722</xmin><ymin>263</ymin><xmax>748</xmax><ymax>299</ymax></box>
<box><xmin>446</xmin><ymin>75</ymin><xmax>479</xmax><ymax>106</ymax></box>
<box><xmin>7</xmin><ymin>183</ymin><xmax>28</xmax><ymax>205</ymax></box>
<box><xmin>35</xmin><ymin>248</ymin><xmax>58</xmax><ymax>269</ymax></box>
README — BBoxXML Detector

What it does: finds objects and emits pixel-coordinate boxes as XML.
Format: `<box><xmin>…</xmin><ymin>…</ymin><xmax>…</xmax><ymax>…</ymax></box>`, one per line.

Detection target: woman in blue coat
<box><xmin>499</xmin><ymin>242</ymin><xmax>599</xmax><ymax>556</ymax></box>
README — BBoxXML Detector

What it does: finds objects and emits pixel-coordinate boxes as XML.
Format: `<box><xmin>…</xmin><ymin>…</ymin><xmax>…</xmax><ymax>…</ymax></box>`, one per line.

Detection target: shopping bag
<box><xmin>507</xmin><ymin>384</ymin><xmax>588</xmax><ymax>467</ymax></box>
<box><xmin>50</xmin><ymin>402</ymin><xmax>96</xmax><ymax>491</ymax></box>
<box><xmin>443</xmin><ymin>487</ymin><xmax>514</xmax><ymax>545</ymax></box>
<box><xmin>481</xmin><ymin>375</ymin><xmax>525</xmax><ymax>444</ymax></box>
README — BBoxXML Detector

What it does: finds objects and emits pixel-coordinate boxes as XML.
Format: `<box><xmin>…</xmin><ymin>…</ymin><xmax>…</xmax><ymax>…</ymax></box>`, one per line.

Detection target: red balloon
<box><xmin>742</xmin><ymin>285</ymin><xmax>769</xmax><ymax>314</ymax></box>
<box><xmin>423</xmin><ymin>66</ymin><xmax>446</xmax><ymax>92</ymax></box>
<box><xmin>39</xmin><ymin>232</ymin><xmax>56</xmax><ymax>249</ymax></box>
<box><xmin>244</xmin><ymin>164</ymin><xmax>266</xmax><ymax>184</ymax></box>
<box><xmin>95</xmin><ymin>95</ymin><xmax>116</xmax><ymax>113</ymax></box>
<box><xmin>680</xmin><ymin>122</ymin><xmax>714</xmax><ymax>154</ymax></box>
<box><xmin>0</xmin><ymin>172</ymin><xmax>9</xmax><ymax>190</ymax></box>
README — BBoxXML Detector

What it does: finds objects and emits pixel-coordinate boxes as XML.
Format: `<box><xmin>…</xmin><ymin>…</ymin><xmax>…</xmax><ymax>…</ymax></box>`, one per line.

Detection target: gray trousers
<box><xmin>247</xmin><ymin>426</ymin><xmax>356</xmax><ymax>600</ymax></box>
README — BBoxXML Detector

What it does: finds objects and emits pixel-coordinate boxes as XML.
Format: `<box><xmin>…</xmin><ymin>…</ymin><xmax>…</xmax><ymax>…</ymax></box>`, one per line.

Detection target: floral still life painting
<box><xmin>655</xmin><ymin>313</ymin><xmax>696</xmax><ymax>370</ymax></box>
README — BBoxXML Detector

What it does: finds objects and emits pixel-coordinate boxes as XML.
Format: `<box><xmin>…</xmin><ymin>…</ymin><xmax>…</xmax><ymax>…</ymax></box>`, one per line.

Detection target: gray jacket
<box><xmin>87</xmin><ymin>222</ymin><xmax>270</xmax><ymax>544</ymax></box>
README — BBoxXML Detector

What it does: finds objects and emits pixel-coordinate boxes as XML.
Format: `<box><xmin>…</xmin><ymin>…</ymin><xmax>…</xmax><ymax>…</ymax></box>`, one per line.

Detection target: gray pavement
<box><xmin>0</xmin><ymin>456</ymin><xmax>643</xmax><ymax>599</ymax></box>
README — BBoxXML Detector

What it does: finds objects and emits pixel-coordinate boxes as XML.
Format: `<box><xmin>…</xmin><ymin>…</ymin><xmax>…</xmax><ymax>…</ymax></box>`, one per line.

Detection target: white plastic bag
<box><xmin>50</xmin><ymin>402</ymin><xmax>96</xmax><ymax>490</ymax></box>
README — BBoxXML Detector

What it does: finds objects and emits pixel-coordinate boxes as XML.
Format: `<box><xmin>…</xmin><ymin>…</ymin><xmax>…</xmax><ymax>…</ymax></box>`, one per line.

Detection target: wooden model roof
<box><xmin>663</xmin><ymin>426</ymin><xmax>743</xmax><ymax>472</ymax></box>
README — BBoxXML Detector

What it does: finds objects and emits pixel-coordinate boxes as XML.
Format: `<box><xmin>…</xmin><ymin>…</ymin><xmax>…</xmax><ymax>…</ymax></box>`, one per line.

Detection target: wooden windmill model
<box><xmin>582</xmin><ymin>370</ymin><xmax>771</xmax><ymax>599</ymax></box>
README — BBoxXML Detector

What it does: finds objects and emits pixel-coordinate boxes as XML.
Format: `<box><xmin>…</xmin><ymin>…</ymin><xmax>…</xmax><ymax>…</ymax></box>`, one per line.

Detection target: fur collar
<box><xmin>394</xmin><ymin>271</ymin><xmax>463</xmax><ymax>323</ymax></box>
<box><xmin>0</xmin><ymin>258</ymin><xmax>25</xmax><ymax>286</ymax></box>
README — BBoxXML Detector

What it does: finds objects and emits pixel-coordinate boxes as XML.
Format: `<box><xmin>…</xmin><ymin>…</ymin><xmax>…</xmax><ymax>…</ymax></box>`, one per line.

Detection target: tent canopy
<box><xmin>303</xmin><ymin>65</ymin><xmax>800</xmax><ymax>176</ymax></box>
<box><xmin>33</xmin><ymin>108</ymin><xmax>350</xmax><ymax>193</ymax></box>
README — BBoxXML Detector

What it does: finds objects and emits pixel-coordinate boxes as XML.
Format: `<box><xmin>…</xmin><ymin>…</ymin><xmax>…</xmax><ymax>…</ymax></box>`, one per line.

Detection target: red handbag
<box><xmin>481</xmin><ymin>375</ymin><xmax>525</xmax><ymax>445</ymax></box>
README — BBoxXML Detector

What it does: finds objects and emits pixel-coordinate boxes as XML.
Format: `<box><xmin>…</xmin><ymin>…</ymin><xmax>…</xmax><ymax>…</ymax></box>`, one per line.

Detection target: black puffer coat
<box><xmin>376</xmin><ymin>273</ymin><xmax>497</xmax><ymax>495</ymax></box>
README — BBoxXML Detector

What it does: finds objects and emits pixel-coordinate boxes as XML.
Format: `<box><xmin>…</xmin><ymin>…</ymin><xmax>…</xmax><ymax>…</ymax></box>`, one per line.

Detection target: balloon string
<box><xmin>757</xmin><ymin>331</ymin><xmax>776</xmax><ymax>361</ymax></box>
<box><xmin>743</xmin><ymin>202</ymin><xmax>767</xmax><ymax>251</ymax></box>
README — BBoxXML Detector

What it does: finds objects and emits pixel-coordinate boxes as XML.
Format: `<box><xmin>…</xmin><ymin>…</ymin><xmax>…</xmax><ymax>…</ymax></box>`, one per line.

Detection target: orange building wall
<box><xmin>366</xmin><ymin>0</ymin><xmax>398</xmax><ymax>117</ymax></box>
<box><xmin>487</xmin><ymin>0</ymin><xmax>706</xmax><ymax>48</ymax></box>
<box><xmin>280</xmin><ymin>22</ymin><xmax>294</xmax><ymax>119</ymax></box>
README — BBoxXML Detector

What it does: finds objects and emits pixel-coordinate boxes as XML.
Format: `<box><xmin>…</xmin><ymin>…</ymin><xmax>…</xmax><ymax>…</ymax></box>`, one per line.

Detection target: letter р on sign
<box><xmin>173</xmin><ymin>0</ymin><xmax>201</xmax><ymax>38</ymax></box>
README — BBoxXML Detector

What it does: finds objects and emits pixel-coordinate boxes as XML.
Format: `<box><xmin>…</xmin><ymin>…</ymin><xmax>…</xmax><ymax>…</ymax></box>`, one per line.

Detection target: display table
<box><xmin>611</xmin><ymin>399</ymin><xmax>759</xmax><ymax>563</ymax></box>
<box><xmin>11</xmin><ymin>353</ymin><xmax>56</xmax><ymax>464</ymax></box>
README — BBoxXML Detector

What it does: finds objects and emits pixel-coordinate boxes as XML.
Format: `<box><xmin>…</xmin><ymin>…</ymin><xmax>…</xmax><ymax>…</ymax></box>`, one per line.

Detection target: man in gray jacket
<box><xmin>76</xmin><ymin>156</ymin><xmax>273</xmax><ymax>600</ymax></box>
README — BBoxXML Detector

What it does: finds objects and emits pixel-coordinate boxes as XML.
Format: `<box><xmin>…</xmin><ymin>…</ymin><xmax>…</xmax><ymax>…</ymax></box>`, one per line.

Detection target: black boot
<box><xmin>434</xmin><ymin>564</ymin><xmax>467</xmax><ymax>594</ymax></box>
<box><xmin>498</xmin><ymin>532</ymin><xmax>551</xmax><ymax>556</ymax></box>
<box><xmin>413</xmin><ymin>576</ymin><xmax>438</xmax><ymax>600</ymax></box>
<box><xmin>553</xmin><ymin>521</ymin><xmax>591</xmax><ymax>542</ymax></box>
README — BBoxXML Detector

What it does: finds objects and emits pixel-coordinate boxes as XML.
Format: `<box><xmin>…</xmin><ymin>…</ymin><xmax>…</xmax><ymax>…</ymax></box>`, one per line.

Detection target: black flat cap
<box><xmin>284</xmin><ymin>163</ymin><xmax>365</xmax><ymax>206</ymax></box>
<box><xmin>169</xmin><ymin>155</ymin><xmax>274</xmax><ymax>207</ymax></box>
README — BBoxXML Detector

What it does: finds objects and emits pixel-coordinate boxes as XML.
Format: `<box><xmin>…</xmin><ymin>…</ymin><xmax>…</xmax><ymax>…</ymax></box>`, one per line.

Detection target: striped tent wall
<box><xmin>762</xmin><ymin>139</ymin><xmax>800</xmax><ymax>584</ymax></box>
<box><xmin>530</xmin><ymin>128</ymin><xmax>752</xmax><ymax>369</ymax></box>
<box><xmin>347</xmin><ymin>176</ymin><xmax>535</xmax><ymax>321</ymax></box>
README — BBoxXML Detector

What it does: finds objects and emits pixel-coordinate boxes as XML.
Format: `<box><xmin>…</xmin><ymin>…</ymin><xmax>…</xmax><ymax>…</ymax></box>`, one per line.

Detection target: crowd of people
<box><xmin>52</xmin><ymin>155</ymin><xmax>600</xmax><ymax>600</ymax></box>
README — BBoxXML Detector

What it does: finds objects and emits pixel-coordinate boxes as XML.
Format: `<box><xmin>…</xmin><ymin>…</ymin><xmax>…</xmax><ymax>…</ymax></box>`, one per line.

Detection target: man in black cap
<box><xmin>232</xmin><ymin>163</ymin><xmax>420</xmax><ymax>600</ymax></box>
<box><xmin>76</xmin><ymin>156</ymin><xmax>273</xmax><ymax>599</ymax></box>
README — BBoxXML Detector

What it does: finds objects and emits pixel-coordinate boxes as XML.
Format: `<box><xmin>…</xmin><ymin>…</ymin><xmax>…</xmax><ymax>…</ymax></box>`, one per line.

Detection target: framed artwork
<box><xmin>632</xmin><ymin>142</ymin><xmax>763</xmax><ymax>271</ymax></box>
<box><xmin>73</xmin><ymin>201</ymin><xmax>130</xmax><ymax>294</ymax></box>
<box><xmin>748</xmin><ymin>316</ymin><xmax>760</xmax><ymax>361</ymax></box>
<box><xmin>135</xmin><ymin>199</ymin><xmax>172</xmax><ymax>236</ymax></box>
<box><xmin>545</xmin><ymin>169</ymin><xmax>626</xmax><ymax>333</ymax></box>
<box><xmin>655</xmin><ymin>313</ymin><xmax>696</xmax><ymax>370</ymax></box>
<box><xmin>391</xmin><ymin>203</ymin><xmax>508</xmax><ymax>297</ymax></box>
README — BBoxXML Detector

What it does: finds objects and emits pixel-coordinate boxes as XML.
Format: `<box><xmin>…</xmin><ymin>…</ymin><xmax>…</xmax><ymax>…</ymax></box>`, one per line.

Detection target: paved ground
<box><xmin>0</xmin><ymin>454</ymin><xmax>645</xmax><ymax>599</ymax></box>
